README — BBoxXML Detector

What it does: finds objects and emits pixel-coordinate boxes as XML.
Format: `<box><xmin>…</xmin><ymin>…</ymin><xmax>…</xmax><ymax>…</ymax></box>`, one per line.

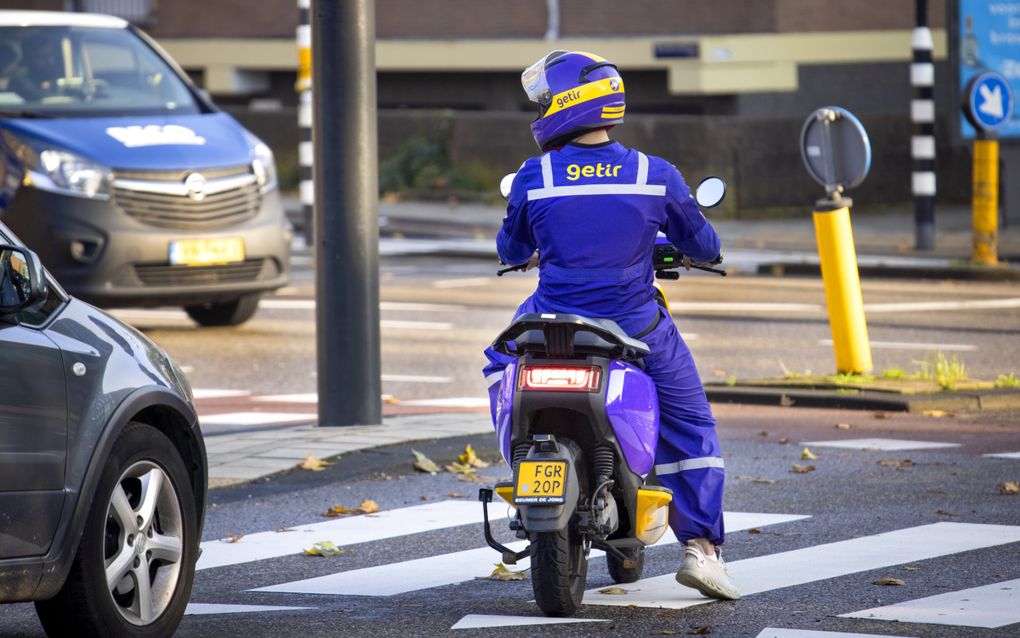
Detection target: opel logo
<box><xmin>184</xmin><ymin>173</ymin><xmax>208</xmax><ymax>201</ymax></box>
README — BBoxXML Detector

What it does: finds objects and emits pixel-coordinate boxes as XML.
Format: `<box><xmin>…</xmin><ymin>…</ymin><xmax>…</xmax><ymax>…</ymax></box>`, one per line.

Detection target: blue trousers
<box><xmin>483</xmin><ymin>297</ymin><xmax>726</xmax><ymax>545</ymax></box>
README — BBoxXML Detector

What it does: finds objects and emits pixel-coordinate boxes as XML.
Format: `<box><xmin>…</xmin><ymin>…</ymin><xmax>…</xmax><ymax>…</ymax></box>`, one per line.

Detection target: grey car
<box><xmin>0</xmin><ymin>220</ymin><xmax>206</xmax><ymax>637</ymax></box>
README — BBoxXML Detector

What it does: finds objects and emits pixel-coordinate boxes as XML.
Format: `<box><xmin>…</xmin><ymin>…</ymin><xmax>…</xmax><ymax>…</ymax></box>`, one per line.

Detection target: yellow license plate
<box><xmin>514</xmin><ymin>461</ymin><xmax>567</xmax><ymax>504</ymax></box>
<box><xmin>169</xmin><ymin>238</ymin><xmax>245</xmax><ymax>266</ymax></box>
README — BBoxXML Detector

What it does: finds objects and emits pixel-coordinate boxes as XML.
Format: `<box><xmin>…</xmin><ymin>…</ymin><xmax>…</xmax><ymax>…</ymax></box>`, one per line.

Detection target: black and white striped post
<box><xmin>911</xmin><ymin>0</ymin><xmax>936</xmax><ymax>250</ymax></box>
<box><xmin>297</xmin><ymin>0</ymin><xmax>313</xmax><ymax>245</ymax></box>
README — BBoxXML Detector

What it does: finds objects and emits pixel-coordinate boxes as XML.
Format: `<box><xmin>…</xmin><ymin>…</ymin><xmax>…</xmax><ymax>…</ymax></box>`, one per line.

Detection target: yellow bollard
<box><xmin>971</xmin><ymin>139</ymin><xmax>999</xmax><ymax>266</ymax></box>
<box><xmin>813</xmin><ymin>201</ymin><xmax>873</xmax><ymax>374</ymax></box>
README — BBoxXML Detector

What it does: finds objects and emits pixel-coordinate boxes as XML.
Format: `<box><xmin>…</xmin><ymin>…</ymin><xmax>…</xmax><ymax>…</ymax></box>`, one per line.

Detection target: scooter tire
<box><xmin>607</xmin><ymin>546</ymin><xmax>645</xmax><ymax>583</ymax></box>
<box><xmin>530</xmin><ymin>529</ymin><xmax>588</xmax><ymax>617</ymax></box>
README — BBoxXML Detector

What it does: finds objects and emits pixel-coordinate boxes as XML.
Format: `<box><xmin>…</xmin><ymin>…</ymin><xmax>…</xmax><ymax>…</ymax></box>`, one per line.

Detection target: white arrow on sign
<box><xmin>979</xmin><ymin>83</ymin><xmax>1005</xmax><ymax>119</ymax></box>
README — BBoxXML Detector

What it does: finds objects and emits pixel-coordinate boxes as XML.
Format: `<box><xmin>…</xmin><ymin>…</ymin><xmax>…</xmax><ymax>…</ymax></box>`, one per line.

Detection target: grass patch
<box><xmin>996</xmin><ymin>372</ymin><xmax>1020</xmax><ymax>389</ymax></box>
<box><xmin>918</xmin><ymin>352</ymin><xmax>968</xmax><ymax>390</ymax></box>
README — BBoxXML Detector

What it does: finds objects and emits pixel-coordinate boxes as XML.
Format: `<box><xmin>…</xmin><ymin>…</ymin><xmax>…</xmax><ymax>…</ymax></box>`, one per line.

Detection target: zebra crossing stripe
<box><xmin>984</xmin><ymin>452</ymin><xmax>1020</xmax><ymax>460</ymax></box>
<box><xmin>756</xmin><ymin>629</ymin><xmax>919</xmax><ymax>638</ymax></box>
<box><xmin>251</xmin><ymin>511</ymin><xmax>808</xmax><ymax>597</ymax></box>
<box><xmin>451</xmin><ymin>614</ymin><xmax>609</xmax><ymax>629</ymax></box>
<box><xmin>197</xmin><ymin>500</ymin><xmax>501</xmax><ymax>570</ymax></box>
<box><xmin>841</xmin><ymin>577</ymin><xmax>1020</xmax><ymax>628</ymax></box>
<box><xmin>583</xmin><ymin>522</ymin><xmax>1020</xmax><ymax>610</ymax></box>
<box><xmin>185</xmin><ymin>603</ymin><xmax>313</xmax><ymax>616</ymax></box>
<box><xmin>798</xmin><ymin>438</ymin><xmax>959</xmax><ymax>452</ymax></box>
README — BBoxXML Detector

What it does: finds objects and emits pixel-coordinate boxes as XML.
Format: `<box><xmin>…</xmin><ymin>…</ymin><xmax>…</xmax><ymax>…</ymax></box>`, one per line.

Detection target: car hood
<box><xmin>0</xmin><ymin>112</ymin><xmax>253</xmax><ymax>171</ymax></box>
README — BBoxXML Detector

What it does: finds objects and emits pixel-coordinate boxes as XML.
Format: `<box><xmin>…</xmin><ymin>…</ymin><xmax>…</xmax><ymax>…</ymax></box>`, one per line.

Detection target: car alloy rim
<box><xmin>103</xmin><ymin>461</ymin><xmax>184</xmax><ymax>626</ymax></box>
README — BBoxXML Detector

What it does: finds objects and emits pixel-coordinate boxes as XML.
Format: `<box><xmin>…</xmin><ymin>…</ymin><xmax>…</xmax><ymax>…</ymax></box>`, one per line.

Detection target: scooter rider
<box><xmin>482</xmin><ymin>50</ymin><xmax>740</xmax><ymax>601</ymax></box>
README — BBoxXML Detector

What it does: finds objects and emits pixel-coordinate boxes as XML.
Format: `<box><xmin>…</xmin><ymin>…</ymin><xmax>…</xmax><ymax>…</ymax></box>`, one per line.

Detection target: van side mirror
<box><xmin>695</xmin><ymin>176</ymin><xmax>727</xmax><ymax>209</ymax></box>
<box><xmin>0</xmin><ymin>245</ymin><xmax>48</xmax><ymax>322</ymax></box>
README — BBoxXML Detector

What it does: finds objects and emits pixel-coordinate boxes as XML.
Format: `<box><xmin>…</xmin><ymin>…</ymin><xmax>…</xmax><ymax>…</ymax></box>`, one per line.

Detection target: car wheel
<box><xmin>184</xmin><ymin>293</ymin><xmax>261</xmax><ymax>327</ymax></box>
<box><xmin>35</xmin><ymin>423</ymin><xmax>198</xmax><ymax>638</ymax></box>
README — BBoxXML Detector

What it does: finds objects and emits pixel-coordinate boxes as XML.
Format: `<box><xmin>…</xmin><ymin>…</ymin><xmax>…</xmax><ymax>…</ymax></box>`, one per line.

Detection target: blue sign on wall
<box><xmin>958</xmin><ymin>0</ymin><xmax>1020</xmax><ymax>139</ymax></box>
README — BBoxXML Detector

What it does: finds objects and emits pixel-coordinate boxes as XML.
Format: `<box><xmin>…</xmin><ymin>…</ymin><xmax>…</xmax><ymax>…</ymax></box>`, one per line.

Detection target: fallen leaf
<box><xmin>873</xmin><ymin>577</ymin><xmax>906</xmax><ymax>586</ymax></box>
<box><xmin>483</xmin><ymin>563</ymin><xmax>525</xmax><ymax>581</ymax></box>
<box><xmin>297</xmin><ymin>453</ymin><xmax>331</xmax><ymax>471</ymax></box>
<box><xmin>382</xmin><ymin>395</ymin><xmax>401</xmax><ymax>404</ymax></box>
<box><xmin>457</xmin><ymin>472</ymin><xmax>490</xmax><ymax>483</ymax></box>
<box><xmin>835</xmin><ymin>422</ymin><xmax>852</xmax><ymax>430</ymax></box>
<box><xmin>420</xmin><ymin>495</ymin><xmax>429</xmax><ymax>501</ymax></box>
<box><xmin>878</xmin><ymin>459</ymin><xmax>915</xmax><ymax>469</ymax></box>
<box><xmin>276</xmin><ymin>527</ymin><xmax>294</xmax><ymax>533</ymax></box>
<box><xmin>687</xmin><ymin>628</ymin><xmax>711</xmax><ymax>636</ymax></box>
<box><xmin>224</xmin><ymin>534</ymin><xmax>244</xmax><ymax>544</ymax></box>
<box><xmin>370</xmin><ymin>471</ymin><xmax>395</xmax><ymax>481</ymax></box>
<box><xmin>779</xmin><ymin>394</ymin><xmax>795</xmax><ymax>407</ymax></box>
<box><xmin>359</xmin><ymin>499</ymin><xmax>380</xmax><ymax>514</ymax></box>
<box><xmin>445</xmin><ymin>460</ymin><xmax>479</xmax><ymax>476</ymax></box>
<box><xmin>998</xmin><ymin>481</ymin><xmax>1019</xmax><ymax>495</ymax></box>
<box><xmin>759</xmin><ymin>430</ymin><xmax>769</xmax><ymax>437</ymax></box>
<box><xmin>922</xmin><ymin>409</ymin><xmax>953</xmax><ymax>418</ymax></box>
<box><xmin>791</xmin><ymin>464</ymin><xmax>816</xmax><ymax>474</ymax></box>
<box><xmin>903</xmin><ymin>564</ymin><xmax>921</xmax><ymax>571</ymax></box>
<box><xmin>777</xmin><ymin>438</ymin><xmax>790</xmax><ymax>445</ymax></box>
<box><xmin>412</xmin><ymin>449</ymin><xmax>440</xmax><ymax>474</ymax></box>
<box><xmin>874</xmin><ymin>411</ymin><xmax>887</xmax><ymax>419</ymax></box>
<box><xmin>652</xmin><ymin>631</ymin><xmax>677</xmax><ymax>636</ymax></box>
<box><xmin>458</xmin><ymin>444</ymin><xmax>490</xmax><ymax>469</ymax></box>
<box><xmin>747</xmin><ymin>528</ymin><xmax>762</xmax><ymax>535</ymax></box>
<box><xmin>936</xmin><ymin>509</ymin><xmax>957</xmax><ymax>517</ymax></box>
<box><xmin>446</xmin><ymin>492</ymin><xmax>467</xmax><ymax>498</ymax></box>
<box><xmin>712</xmin><ymin>369</ymin><xmax>727</xmax><ymax>378</ymax></box>
<box><xmin>323</xmin><ymin>499</ymin><xmax>382</xmax><ymax>518</ymax></box>
<box><xmin>303</xmin><ymin>541</ymin><xmax>351</xmax><ymax>557</ymax></box>
<box><xmin>751</xmin><ymin>478</ymin><xmax>777</xmax><ymax>484</ymax></box>
<box><xmin>598</xmin><ymin>587</ymin><xmax>630</xmax><ymax>595</ymax></box>
<box><xmin>801</xmin><ymin>448</ymin><xmax>818</xmax><ymax>461</ymax></box>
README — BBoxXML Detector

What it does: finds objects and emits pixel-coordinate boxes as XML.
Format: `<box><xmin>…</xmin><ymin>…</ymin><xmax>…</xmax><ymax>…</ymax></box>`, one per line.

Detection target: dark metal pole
<box><xmin>911</xmin><ymin>0</ymin><xmax>936</xmax><ymax>249</ymax></box>
<box><xmin>312</xmin><ymin>0</ymin><xmax>382</xmax><ymax>426</ymax></box>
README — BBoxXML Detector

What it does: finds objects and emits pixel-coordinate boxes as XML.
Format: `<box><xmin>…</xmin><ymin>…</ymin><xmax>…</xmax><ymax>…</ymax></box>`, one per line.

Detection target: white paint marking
<box><xmin>673</xmin><ymin>302</ymin><xmax>822</xmax><ymax>313</ymax></box>
<box><xmin>185</xmin><ymin>603</ymin><xmax>312</xmax><ymax>616</ymax></box>
<box><xmin>672</xmin><ymin>297</ymin><xmax>1020</xmax><ymax>315</ymax></box>
<box><xmin>984</xmin><ymin>452</ymin><xmax>1020</xmax><ymax>460</ymax></box>
<box><xmin>799</xmin><ymin>438</ymin><xmax>960</xmax><ymax>451</ymax></box>
<box><xmin>819</xmin><ymin>339</ymin><xmax>976</xmax><ymax>352</ymax></box>
<box><xmin>199</xmin><ymin>412</ymin><xmax>314</xmax><ymax>426</ymax></box>
<box><xmin>398</xmin><ymin>397</ymin><xmax>492</xmax><ymax>408</ymax></box>
<box><xmin>259</xmin><ymin>299</ymin><xmax>465</xmax><ymax>312</ymax></box>
<box><xmin>584</xmin><ymin>522</ymin><xmax>1020</xmax><ymax>610</ymax></box>
<box><xmin>251</xmin><ymin>393</ymin><xmax>318</xmax><ymax>404</ymax></box>
<box><xmin>842</xmin><ymin>577</ymin><xmax>1020</xmax><ymax>628</ymax></box>
<box><xmin>253</xmin><ymin>511</ymin><xmax>808</xmax><ymax>597</ymax></box>
<box><xmin>451</xmin><ymin>615</ymin><xmax>609</xmax><ymax>630</ymax></box>
<box><xmin>192</xmin><ymin>389</ymin><xmax>252</xmax><ymax>400</ymax></box>
<box><xmin>865</xmin><ymin>297</ymin><xmax>1020</xmax><ymax>313</ymax></box>
<box><xmin>198</xmin><ymin>500</ymin><xmax>502</xmax><ymax>570</ymax></box>
<box><xmin>107</xmin><ymin>308</ymin><xmax>189</xmax><ymax>321</ymax></box>
<box><xmin>432</xmin><ymin>277</ymin><xmax>492</xmax><ymax>289</ymax></box>
<box><xmin>382</xmin><ymin>374</ymin><xmax>453</xmax><ymax>384</ymax></box>
<box><xmin>381</xmin><ymin>320</ymin><xmax>453</xmax><ymax>331</ymax></box>
<box><xmin>756</xmin><ymin>629</ymin><xmax>919</xmax><ymax>638</ymax></box>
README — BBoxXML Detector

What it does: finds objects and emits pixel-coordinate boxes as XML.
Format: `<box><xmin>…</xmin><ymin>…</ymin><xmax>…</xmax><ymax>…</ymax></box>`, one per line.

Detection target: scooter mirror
<box><xmin>499</xmin><ymin>173</ymin><xmax>517</xmax><ymax>200</ymax></box>
<box><xmin>695</xmin><ymin>176</ymin><xmax>726</xmax><ymax>208</ymax></box>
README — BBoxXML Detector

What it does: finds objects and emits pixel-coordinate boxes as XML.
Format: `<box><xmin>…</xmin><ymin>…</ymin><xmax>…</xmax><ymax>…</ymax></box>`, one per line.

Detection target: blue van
<box><xmin>0</xmin><ymin>11</ymin><xmax>290</xmax><ymax>326</ymax></box>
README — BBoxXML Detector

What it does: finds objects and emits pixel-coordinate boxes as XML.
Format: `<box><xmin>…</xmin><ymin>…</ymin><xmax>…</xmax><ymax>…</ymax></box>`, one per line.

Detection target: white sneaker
<box><xmin>675</xmin><ymin>543</ymin><xmax>741</xmax><ymax>600</ymax></box>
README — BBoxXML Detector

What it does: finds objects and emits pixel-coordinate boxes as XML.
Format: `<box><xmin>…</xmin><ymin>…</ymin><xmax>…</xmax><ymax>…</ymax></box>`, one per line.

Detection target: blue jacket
<box><xmin>497</xmin><ymin>141</ymin><xmax>720</xmax><ymax>336</ymax></box>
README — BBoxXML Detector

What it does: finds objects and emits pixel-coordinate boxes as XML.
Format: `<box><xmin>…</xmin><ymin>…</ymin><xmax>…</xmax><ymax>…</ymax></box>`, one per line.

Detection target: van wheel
<box><xmin>184</xmin><ymin>294</ymin><xmax>260</xmax><ymax>327</ymax></box>
<box><xmin>35</xmin><ymin>423</ymin><xmax>198</xmax><ymax>638</ymax></box>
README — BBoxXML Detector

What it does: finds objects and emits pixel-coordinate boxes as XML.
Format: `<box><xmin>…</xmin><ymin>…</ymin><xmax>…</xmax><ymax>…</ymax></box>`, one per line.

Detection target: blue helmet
<box><xmin>522</xmin><ymin>50</ymin><xmax>625</xmax><ymax>151</ymax></box>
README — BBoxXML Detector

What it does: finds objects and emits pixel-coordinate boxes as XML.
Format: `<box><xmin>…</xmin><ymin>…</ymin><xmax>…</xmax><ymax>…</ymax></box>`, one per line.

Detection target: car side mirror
<box><xmin>499</xmin><ymin>172</ymin><xmax>517</xmax><ymax>200</ymax></box>
<box><xmin>0</xmin><ymin>245</ymin><xmax>47</xmax><ymax>322</ymax></box>
<box><xmin>695</xmin><ymin>176</ymin><xmax>727</xmax><ymax>209</ymax></box>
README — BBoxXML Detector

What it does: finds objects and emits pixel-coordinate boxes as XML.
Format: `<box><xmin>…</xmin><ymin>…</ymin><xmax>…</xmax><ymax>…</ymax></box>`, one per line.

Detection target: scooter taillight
<box><xmin>518</xmin><ymin>365</ymin><xmax>601</xmax><ymax>392</ymax></box>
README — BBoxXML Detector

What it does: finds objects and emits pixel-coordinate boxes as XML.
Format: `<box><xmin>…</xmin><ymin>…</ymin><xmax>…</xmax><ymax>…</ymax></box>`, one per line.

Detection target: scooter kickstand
<box><xmin>478</xmin><ymin>488</ymin><xmax>531</xmax><ymax>565</ymax></box>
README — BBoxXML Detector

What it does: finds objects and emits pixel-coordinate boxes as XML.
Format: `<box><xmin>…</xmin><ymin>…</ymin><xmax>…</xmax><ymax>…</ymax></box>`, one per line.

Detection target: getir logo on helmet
<box><xmin>555</xmin><ymin>89</ymin><xmax>583</xmax><ymax>109</ymax></box>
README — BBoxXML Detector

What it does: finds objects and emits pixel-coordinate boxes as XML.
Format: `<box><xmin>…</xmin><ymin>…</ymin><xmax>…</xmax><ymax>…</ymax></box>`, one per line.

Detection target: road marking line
<box><xmin>107</xmin><ymin>309</ymin><xmax>189</xmax><ymax>321</ymax></box>
<box><xmin>841</xmin><ymin>577</ymin><xmax>1020</xmax><ymax>628</ymax></box>
<box><xmin>252</xmin><ymin>511</ymin><xmax>808</xmax><ymax>597</ymax></box>
<box><xmin>670</xmin><ymin>297</ymin><xmax>1020</xmax><ymax>315</ymax></box>
<box><xmin>192</xmin><ymin>389</ymin><xmax>253</xmax><ymax>400</ymax></box>
<box><xmin>583</xmin><ymin>522</ymin><xmax>1020</xmax><ymax>610</ymax></box>
<box><xmin>756</xmin><ymin>629</ymin><xmax>920</xmax><ymax>638</ymax></box>
<box><xmin>185</xmin><ymin>603</ymin><xmax>313</xmax><ymax>616</ymax></box>
<box><xmin>818</xmin><ymin>339</ymin><xmax>977</xmax><ymax>352</ymax></box>
<box><xmin>251</xmin><ymin>393</ymin><xmax>318</xmax><ymax>404</ymax></box>
<box><xmin>451</xmin><ymin>615</ymin><xmax>610</xmax><ymax>630</ymax></box>
<box><xmin>382</xmin><ymin>374</ymin><xmax>453</xmax><ymax>383</ymax></box>
<box><xmin>984</xmin><ymin>452</ymin><xmax>1020</xmax><ymax>460</ymax></box>
<box><xmin>864</xmin><ymin>297</ymin><xmax>1020</xmax><ymax>313</ymax></box>
<box><xmin>398</xmin><ymin>397</ymin><xmax>491</xmax><ymax>408</ymax></box>
<box><xmin>432</xmin><ymin>277</ymin><xmax>493</xmax><ymax>289</ymax></box>
<box><xmin>197</xmin><ymin>500</ymin><xmax>502</xmax><ymax>570</ymax></box>
<box><xmin>260</xmin><ymin>299</ymin><xmax>466</xmax><ymax>312</ymax></box>
<box><xmin>799</xmin><ymin>438</ymin><xmax>960</xmax><ymax>451</ymax></box>
<box><xmin>381</xmin><ymin>320</ymin><xmax>453</xmax><ymax>330</ymax></box>
<box><xmin>199</xmin><ymin>412</ymin><xmax>314</xmax><ymax>426</ymax></box>
<box><xmin>674</xmin><ymin>302</ymin><xmax>822</xmax><ymax>313</ymax></box>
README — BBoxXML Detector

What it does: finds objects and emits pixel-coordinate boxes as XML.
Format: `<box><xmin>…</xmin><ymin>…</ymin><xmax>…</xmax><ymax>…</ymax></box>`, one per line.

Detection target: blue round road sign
<box><xmin>965</xmin><ymin>72</ymin><xmax>1014</xmax><ymax>133</ymax></box>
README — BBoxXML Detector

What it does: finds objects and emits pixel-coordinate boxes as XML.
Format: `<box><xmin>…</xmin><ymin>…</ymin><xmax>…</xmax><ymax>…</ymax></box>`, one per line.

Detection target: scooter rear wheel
<box><xmin>531</xmin><ymin>528</ymin><xmax>588</xmax><ymax>617</ymax></box>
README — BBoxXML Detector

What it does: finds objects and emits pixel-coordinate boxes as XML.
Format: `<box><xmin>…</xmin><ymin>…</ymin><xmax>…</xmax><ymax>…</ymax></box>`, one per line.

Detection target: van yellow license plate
<box><xmin>514</xmin><ymin>461</ymin><xmax>567</xmax><ymax>504</ymax></box>
<box><xmin>169</xmin><ymin>238</ymin><xmax>245</xmax><ymax>266</ymax></box>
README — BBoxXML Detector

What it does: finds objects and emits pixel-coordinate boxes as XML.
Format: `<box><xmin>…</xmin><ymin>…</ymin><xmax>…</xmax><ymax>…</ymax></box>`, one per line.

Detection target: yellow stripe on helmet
<box><xmin>543</xmin><ymin>77</ymin><xmax>625</xmax><ymax>118</ymax></box>
<box><xmin>572</xmin><ymin>51</ymin><xmax>607</xmax><ymax>63</ymax></box>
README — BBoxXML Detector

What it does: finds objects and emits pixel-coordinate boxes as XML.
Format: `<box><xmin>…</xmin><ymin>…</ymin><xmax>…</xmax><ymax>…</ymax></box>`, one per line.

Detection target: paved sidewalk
<box><xmin>204</xmin><ymin>412</ymin><xmax>492</xmax><ymax>488</ymax></box>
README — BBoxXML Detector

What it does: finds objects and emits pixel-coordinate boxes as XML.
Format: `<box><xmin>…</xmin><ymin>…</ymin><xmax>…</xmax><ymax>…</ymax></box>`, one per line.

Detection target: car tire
<box><xmin>184</xmin><ymin>293</ymin><xmax>261</xmax><ymax>327</ymax></box>
<box><xmin>35</xmin><ymin>422</ymin><xmax>198</xmax><ymax>638</ymax></box>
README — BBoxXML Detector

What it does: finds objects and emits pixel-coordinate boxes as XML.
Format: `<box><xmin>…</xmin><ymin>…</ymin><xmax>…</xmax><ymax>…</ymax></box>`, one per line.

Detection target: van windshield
<box><xmin>0</xmin><ymin>25</ymin><xmax>201</xmax><ymax>117</ymax></box>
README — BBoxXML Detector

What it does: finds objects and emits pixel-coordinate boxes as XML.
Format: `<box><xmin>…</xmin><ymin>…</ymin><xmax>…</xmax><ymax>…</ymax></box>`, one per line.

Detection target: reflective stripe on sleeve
<box><xmin>636</xmin><ymin>152</ymin><xmax>649</xmax><ymax>185</ymax></box>
<box><xmin>654</xmin><ymin>457</ymin><xmax>725</xmax><ymax>475</ymax></box>
<box><xmin>541</xmin><ymin>153</ymin><xmax>553</xmax><ymax>189</ymax></box>
<box><xmin>528</xmin><ymin>184</ymin><xmax>666</xmax><ymax>200</ymax></box>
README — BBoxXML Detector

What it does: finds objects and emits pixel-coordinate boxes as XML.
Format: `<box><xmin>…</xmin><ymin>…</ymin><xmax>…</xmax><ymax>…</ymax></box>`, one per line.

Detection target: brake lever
<box><xmin>497</xmin><ymin>263</ymin><xmax>529</xmax><ymax>276</ymax></box>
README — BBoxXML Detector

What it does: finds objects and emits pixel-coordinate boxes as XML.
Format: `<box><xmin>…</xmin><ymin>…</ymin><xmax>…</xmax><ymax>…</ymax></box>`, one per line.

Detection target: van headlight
<box><xmin>251</xmin><ymin>142</ymin><xmax>278</xmax><ymax>194</ymax></box>
<box><xmin>36</xmin><ymin>150</ymin><xmax>112</xmax><ymax>199</ymax></box>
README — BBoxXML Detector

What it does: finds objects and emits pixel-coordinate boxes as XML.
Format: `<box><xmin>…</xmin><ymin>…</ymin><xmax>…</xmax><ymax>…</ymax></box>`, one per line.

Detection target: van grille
<box><xmin>112</xmin><ymin>167</ymin><xmax>261</xmax><ymax>230</ymax></box>
<box><xmin>134</xmin><ymin>259</ymin><xmax>267</xmax><ymax>287</ymax></box>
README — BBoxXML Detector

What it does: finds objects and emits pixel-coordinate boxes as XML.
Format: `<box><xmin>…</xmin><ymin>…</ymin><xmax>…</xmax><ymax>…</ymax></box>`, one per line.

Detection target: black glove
<box><xmin>709</xmin><ymin>253</ymin><xmax>723</xmax><ymax>266</ymax></box>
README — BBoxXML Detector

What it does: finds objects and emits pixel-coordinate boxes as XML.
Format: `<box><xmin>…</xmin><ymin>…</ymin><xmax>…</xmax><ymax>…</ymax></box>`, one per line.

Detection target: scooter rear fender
<box><xmin>514</xmin><ymin>441</ymin><xmax>580</xmax><ymax>534</ymax></box>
